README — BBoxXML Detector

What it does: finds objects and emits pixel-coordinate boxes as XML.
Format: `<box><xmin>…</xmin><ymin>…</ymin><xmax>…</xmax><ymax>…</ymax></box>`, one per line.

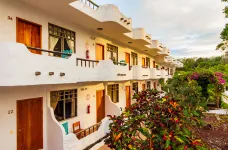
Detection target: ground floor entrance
<box><xmin>96</xmin><ymin>90</ymin><xmax>105</xmax><ymax>123</ymax></box>
<box><xmin>17</xmin><ymin>97</ymin><xmax>43</xmax><ymax>150</ymax></box>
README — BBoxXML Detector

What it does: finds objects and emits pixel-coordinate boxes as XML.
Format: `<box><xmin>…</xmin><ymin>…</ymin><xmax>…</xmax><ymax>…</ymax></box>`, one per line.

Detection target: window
<box><xmin>131</xmin><ymin>52</ymin><xmax>138</xmax><ymax>65</ymax></box>
<box><xmin>50</xmin><ymin>89</ymin><xmax>77</xmax><ymax>121</ymax></box>
<box><xmin>146</xmin><ymin>57</ymin><xmax>150</xmax><ymax>68</ymax></box>
<box><xmin>133</xmin><ymin>82</ymin><xmax>138</xmax><ymax>94</ymax></box>
<box><xmin>147</xmin><ymin>81</ymin><xmax>151</xmax><ymax>89</ymax></box>
<box><xmin>107</xmin><ymin>44</ymin><xmax>118</xmax><ymax>63</ymax></box>
<box><xmin>49</xmin><ymin>23</ymin><xmax>75</xmax><ymax>57</ymax></box>
<box><xmin>107</xmin><ymin>84</ymin><xmax>119</xmax><ymax>103</ymax></box>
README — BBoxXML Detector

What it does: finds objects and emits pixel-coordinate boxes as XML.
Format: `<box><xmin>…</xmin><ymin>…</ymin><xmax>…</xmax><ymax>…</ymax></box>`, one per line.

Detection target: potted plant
<box><xmin>119</xmin><ymin>60</ymin><xmax>127</xmax><ymax>66</ymax></box>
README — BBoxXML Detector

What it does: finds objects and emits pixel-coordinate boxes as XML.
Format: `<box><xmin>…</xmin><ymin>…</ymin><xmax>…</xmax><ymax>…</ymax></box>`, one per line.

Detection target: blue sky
<box><xmin>94</xmin><ymin>0</ymin><xmax>227</xmax><ymax>58</ymax></box>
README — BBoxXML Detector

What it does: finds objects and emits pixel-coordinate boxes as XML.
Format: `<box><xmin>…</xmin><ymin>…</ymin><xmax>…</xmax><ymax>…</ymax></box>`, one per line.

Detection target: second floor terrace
<box><xmin>0</xmin><ymin>42</ymin><xmax>171</xmax><ymax>86</ymax></box>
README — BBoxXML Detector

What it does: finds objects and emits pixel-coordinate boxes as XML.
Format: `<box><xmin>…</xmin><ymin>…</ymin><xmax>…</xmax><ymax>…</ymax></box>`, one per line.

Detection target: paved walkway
<box><xmin>207</xmin><ymin>109</ymin><xmax>228</xmax><ymax>115</ymax></box>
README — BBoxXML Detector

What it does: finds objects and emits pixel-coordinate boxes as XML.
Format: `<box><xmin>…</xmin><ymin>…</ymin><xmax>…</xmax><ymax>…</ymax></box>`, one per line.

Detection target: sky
<box><xmin>94</xmin><ymin>0</ymin><xmax>227</xmax><ymax>58</ymax></box>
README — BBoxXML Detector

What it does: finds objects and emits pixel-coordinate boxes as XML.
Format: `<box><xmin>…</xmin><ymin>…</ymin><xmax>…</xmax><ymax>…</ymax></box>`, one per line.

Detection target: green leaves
<box><xmin>165</xmin><ymin>140</ymin><xmax>171</xmax><ymax>149</ymax></box>
<box><xmin>106</xmin><ymin>89</ymin><xmax>208</xmax><ymax>149</ymax></box>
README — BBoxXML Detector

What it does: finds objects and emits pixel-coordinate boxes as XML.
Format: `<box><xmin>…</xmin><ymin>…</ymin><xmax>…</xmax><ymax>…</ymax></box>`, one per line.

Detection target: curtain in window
<box><xmin>51</xmin><ymin>94</ymin><xmax>60</xmax><ymax>111</ymax></box>
<box><xmin>49</xmin><ymin>36</ymin><xmax>60</xmax><ymax>56</ymax></box>
<box><xmin>66</xmin><ymin>39</ymin><xmax>74</xmax><ymax>52</ymax></box>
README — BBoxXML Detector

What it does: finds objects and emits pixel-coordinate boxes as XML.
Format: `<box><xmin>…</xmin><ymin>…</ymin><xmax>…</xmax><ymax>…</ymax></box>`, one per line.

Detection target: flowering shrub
<box><xmin>214</xmin><ymin>72</ymin><xmax>226</xmax><ymax>85</ymax></box>
<box><xmin>165</xmin><ymin>71</ymin><xmax>226</xmax><ymax>108</ymax></box>
<box><xmin>106</xmin><ymin>90</ymin><xmax>208</xmax><ymax>150</ymax></box>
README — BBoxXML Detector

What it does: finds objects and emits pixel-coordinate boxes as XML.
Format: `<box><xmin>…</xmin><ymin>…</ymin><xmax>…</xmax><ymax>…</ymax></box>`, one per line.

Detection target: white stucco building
<box><xmin>0</xmin><ymin>0</ymin><xmax>183</xmax><ymax>150</ymax></box>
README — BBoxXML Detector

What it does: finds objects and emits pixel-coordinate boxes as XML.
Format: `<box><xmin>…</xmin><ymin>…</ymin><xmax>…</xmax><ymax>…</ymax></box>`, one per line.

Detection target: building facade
<box><xmin>0</xmin><ymin>0</ymin><xmax>183</xmax><ymax>150</ymax></box>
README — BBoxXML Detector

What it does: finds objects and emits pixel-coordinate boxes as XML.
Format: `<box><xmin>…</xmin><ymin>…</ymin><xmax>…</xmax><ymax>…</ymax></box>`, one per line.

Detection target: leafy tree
<box><xmin>216</xmin><ymin>0</ymin><xmax>228</xmax><ymax>50</ymax></box>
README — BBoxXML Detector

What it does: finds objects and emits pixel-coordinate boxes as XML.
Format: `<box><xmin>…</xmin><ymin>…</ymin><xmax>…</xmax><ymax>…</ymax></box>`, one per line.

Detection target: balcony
<box><xmin>165</xmin><ymin>56</ymin><xmax>174</xmax><ymax>63</ymax></box>
<box><xmin>95</xmin><ymin>60</ymin><xmax>133</xmax><ymax>82</ymax></box>
<box><xmin>173</xmin><ymin>60</ymin><xmax>184</xmax><ymax>68</ymax></box>
<box><xmin>161</xmin><ymin>70</ymin><xmax>168</xmax><ymax>79</ymax></box>
<box><xmin>70</xmin><ymin>0</ymin><xmax>132</xmax><ymax>32</ymax></box>
<box><xmin>151</xmin><ymin>40</ymin><xmax>163</xmax><ymax>52</ymax></box>
<box><xmin>0</xmin><ymin>42</ymin><xmax>135</xmax><ymax>86</ymax></box>
<box><xmin>150</xmin><ymin>68</ymin><xmax>161</xmax><ymax>79</ymax></box>
<box><xmin>132</xmin><ymin>66</ymin><xmax>150</xmax><ymax>80</ymax></box>
<box><xmin>158</xmin><ymin>47</ymin><xmax>170</xmax><ymax>56</ymax></box>
<box><xmin>125</xmin><ymin>28</ymin><xmax>151</xmax><ymax>45</ymax></box>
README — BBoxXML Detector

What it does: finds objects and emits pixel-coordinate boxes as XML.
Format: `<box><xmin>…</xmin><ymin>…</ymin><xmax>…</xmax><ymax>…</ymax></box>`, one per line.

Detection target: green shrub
<box><xmin>106</xmin><ymin>90</ymin><xmax>208</xmax><ymax>150</ymax></box>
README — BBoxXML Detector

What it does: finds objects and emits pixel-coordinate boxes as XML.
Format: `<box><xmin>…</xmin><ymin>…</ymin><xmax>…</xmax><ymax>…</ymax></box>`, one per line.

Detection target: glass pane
<box><xmin>65</xmin><ymin>99</ymin><xmax>73</xmax><ymax>119</ymax></box>
<box><xmin>54</xmin><ymin>101</ymin><xmax>64</xmax><ymax>121</ymax></box>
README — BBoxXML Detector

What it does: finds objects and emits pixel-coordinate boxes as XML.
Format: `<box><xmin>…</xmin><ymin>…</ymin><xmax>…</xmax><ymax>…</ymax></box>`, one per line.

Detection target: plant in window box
<box><xmin>119</xmin><ymin>60</ymin><xmax>127</xmax><ymax>66</ymax></box>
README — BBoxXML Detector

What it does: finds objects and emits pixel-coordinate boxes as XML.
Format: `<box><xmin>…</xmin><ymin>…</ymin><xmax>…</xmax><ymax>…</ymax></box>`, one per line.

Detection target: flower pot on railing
<box><xmin>113</xmin><ymin>60</ymin><xmax>127</xmax><ymax>66</ymax></box>
<box><xmin>119</xmin><ymin>60</ymin><xmax>127</xmax><ymax>66</ymax></box>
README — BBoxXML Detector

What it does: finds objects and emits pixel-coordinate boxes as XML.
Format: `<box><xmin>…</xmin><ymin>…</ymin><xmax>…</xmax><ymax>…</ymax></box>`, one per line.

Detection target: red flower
<box><xmin>163</xmin><ymin>135</ymin><xmax>167</xmax><ymax>140</ymax></box>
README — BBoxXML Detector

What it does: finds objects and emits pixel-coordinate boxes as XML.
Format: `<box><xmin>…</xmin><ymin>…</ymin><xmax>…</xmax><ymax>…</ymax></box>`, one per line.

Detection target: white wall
<box><xmin>0</xmin><ymin>81</ymin><xmax>132</xmax><ymax>150</ymax></box>
<box><xmin>0</xmin><ymin>0</ymin><xmax>170</xmax><ymax>86</ymax></box>
<box><xmin>0</xmin><ymin>86</ymin><xmax>47</xmax><ymax>150</ymax></box>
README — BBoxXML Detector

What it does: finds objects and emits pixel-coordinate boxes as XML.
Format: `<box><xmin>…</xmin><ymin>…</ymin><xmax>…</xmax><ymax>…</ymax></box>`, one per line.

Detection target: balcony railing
<box><xmin>27</xmin><ymin>46</ymin><xmax>72</xmax><ymax>57</ymax></box>
<box><xmin>75</xmin><ymin>122</ymin><xmax>102</xmax><ymax>140</ymax></box>
<box><xmin>80</xmin><ymin>0</ymin><xmax>99</xmax><ymax>10</ymax></box>
<box><xmin>142</xmin><ymin>66</ymin><xmax>149</xmax><ymax>69</ymax></box>
<box><xmin>76</xmin><ymin>58</ymin><xmax>99</xmax><ymax>68</ymax></box>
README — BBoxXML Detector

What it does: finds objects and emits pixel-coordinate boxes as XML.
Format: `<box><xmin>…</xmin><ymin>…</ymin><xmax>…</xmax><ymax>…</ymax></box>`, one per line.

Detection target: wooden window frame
<box><xmin>133</xmin><ymin>82</ymin><xmax>139</xmax><ymax>94</ymax></box>
<box><xmin>107</xmin><ymin>44</ymin><xmax>118</xmax><ymax>63</ymax></box>
<box><xmin>147</xmin><ymin>81</ymin><xmax>151</xmax><ymax>89</ymax></box>
<box><xmin>131</xmin><ymin>52</ymin><xmax>138</xmax><ymax>65</ymax></box>
<box><xmin>146</xmin><ymin>57</ymin><xmax>150</xmax><ymax>68</ymax></box>
<box><xmin>107</xmin><ymin>84</ymin><xmax>119</xmax><ymax>103</ymax></box>
<box><xmin>48</xmin><ymin>23</ymin><xmax>76</xmax><ymax>54</ymax></box>
<box><xmin>50</xmin><ymin>89</ymin><xmax>77</xmax><ymax>121</ymax></box>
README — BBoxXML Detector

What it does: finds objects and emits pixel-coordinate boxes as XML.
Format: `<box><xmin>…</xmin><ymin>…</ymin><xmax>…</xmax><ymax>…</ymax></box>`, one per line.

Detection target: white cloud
<box><xmin>94</xmin><ymin>0</ymin><xmax>227</xmax><ymax>58</ymax></box>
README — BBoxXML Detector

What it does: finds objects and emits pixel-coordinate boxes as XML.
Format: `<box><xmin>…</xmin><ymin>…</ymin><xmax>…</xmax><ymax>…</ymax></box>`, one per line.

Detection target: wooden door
<box><xmin>154</xmin><ymin>82</ymin><xmax>157</xmax><ymax>90</ymax></box>
<box><xmin>125</xmin><ymin>53</ymin><xmax>130</xmax><ymax>65</ymax></box>
<box><xmin>96</xmin><ymin>44</ymin><xmax>104</xmax><ymax>61</ymax></box>
<box><xmin>153</xmin><ymin>61</ymin><xmax>156</xmax><ymax>68</ymax></box>
<box><xmin>142</xmin><ymin>84</ymin><xmax>146</xmax><ymax>91</ymax></box>
<box><xmin>17</xmin><ymin>97</ymin><xmax>43</xmax><ymax>150</ymax></box>
<box><xmin>142</xmin><ymin>58</ymin><xmax>145</xmax><ymax>67</ymax></box>
<box><xmin>96</xmin><ymin>90</ymin><xmax>105</xmax><ymax>123</ymax></box>
<box><xmin>125</xmin><ymin>86</ymin><xmax>131</xmax><ymax>108</ymax></box>
<box><xmin>16</xmin><ymin>18</ymin><xmax>42</xmax><ymax>54</ymax></box>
